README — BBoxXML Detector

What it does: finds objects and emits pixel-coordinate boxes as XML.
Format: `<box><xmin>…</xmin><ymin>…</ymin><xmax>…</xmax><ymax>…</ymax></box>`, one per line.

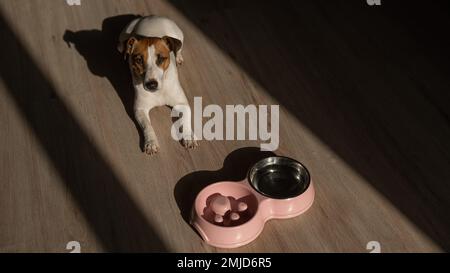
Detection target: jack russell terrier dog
<box><xmin>118</xmin><ymin>15</ymin><xmax>198</xmax><ymax>155</ymax></box>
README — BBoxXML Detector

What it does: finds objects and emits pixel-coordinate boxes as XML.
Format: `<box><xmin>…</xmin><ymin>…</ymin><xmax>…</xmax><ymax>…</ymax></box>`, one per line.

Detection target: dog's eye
<box><xmin>134</xmin><ymin>56</ymin><xmax>143</xmax><ymax>65</ymax></box>
<box><xmin>156</xmin><ymin>55</ymin><xmax>167</xmax><ymax>65</ymax></box>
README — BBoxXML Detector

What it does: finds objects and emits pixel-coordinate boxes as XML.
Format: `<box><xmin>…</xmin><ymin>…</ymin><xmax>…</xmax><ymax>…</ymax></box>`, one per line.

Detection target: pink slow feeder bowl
<box><xmin>191</xmin><ymin>156</ymin><xmax>315</xmax><ymax>248</ymax></box>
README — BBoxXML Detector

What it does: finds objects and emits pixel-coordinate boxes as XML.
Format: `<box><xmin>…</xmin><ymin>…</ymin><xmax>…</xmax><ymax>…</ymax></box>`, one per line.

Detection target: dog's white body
<box><xmin>119</xmin><ymin>16</ymin><xmax>196</xmax><ymax>154</ymax></box>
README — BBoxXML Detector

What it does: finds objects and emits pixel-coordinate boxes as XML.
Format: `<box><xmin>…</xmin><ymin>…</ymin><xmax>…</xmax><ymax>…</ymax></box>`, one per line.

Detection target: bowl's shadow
<box><xmin>174</xmin><ymin>147</ymin><xmax>276</xmax><ymax>224</ymax></box>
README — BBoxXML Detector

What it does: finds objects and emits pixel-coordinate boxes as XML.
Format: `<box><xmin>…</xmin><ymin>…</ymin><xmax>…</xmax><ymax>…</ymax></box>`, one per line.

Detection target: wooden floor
<box><xmin>1</xmin><ymin>0</ymin><xmax>449</xmax><ymax>252</ymax></box>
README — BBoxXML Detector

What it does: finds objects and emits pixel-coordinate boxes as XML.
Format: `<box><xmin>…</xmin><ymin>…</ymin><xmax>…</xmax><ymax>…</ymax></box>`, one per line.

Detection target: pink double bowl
<box><xmin>190</xmin><ymin>156</ymin><xmax>315</xmax><ymax>248</ymax></box>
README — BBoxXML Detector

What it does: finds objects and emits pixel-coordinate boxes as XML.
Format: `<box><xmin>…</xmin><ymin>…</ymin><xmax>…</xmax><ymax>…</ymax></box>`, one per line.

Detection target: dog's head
<box><xmin>120</xmin><ymin>36</ymin><xmax>178</xmax><ymax>91</ymax></box>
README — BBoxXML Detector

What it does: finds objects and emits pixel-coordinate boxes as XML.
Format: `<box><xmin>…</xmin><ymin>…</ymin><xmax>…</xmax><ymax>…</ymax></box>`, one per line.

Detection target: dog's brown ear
<box><xmin>162</xmin><ymin>36</ymin><xmax>182</xmax><ymax>53</ymax></box>
<box><xmin>123</xmin><ymin>37</ymin><xmax>138</xmax><ymax>60</ymax></box>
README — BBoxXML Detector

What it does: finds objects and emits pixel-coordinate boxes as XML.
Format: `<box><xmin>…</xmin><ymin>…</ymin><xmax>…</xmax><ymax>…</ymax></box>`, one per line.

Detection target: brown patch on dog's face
<box><xmin>153</xmin><ymin>39</ymin><xmax>170</xmax><ymax>71</ymax></box>
<box><xmin>126</xmin><ymin>37</ymin><xmax>171</xmax><ymax>77</ymax></box>
<box><xmin>128</xmin><ymin>38</ymin><xmax>148</xmax><ymax>77</ymax></box>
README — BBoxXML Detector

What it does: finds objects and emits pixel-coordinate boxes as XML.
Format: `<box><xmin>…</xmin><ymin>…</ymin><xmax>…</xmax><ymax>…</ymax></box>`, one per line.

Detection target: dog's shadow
<box><xmin>174</xmin><ymin>147</ymin><xmax>276</xmax><ymax>224</ymax></box>
<box><xmin>63</xmin><ymin>14</ymin><xmax>145</xmax><ymax>148</ymax></box>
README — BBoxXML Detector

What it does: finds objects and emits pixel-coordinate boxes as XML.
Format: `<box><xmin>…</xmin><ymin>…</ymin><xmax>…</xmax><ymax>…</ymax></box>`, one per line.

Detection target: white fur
<box><xmin>119</xmin><ymin>15</ymin><xmax>184</xmax><ymax>65</ymax></box>
<box><xmin>143</xmin><ymin>45</ymin><xmax>164</xmax><ymax>88</ymax></box>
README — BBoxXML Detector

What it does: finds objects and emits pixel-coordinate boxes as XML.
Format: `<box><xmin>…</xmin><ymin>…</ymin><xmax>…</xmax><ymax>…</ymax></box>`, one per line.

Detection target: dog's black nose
<box><xmin>144</xmin><ymin>80</ymin><xmax>158</xmax><ymax>91</ymax></box>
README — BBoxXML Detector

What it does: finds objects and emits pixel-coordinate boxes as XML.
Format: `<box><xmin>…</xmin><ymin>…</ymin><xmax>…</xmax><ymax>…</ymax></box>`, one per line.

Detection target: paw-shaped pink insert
<box><xmin>202</xmin><ymin>193</ymin><xmax>254</xmax><ymax>227</ymax></box>
<box><xmin>209</xmin><ymin>194</ymin><xmax>248</xmax><ymax>224</ymax></box>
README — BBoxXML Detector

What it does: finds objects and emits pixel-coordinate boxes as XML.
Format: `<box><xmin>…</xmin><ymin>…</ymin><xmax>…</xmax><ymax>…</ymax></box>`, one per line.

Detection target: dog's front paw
<box><xmin>181</xmin><ymin>138</ymin><xmax>198</xmax><ymax>149</ymax></box>
<box><xmin>144</xmin><ymin>141</ymin><xmax>160</xmax><ymax>155</ymax></box>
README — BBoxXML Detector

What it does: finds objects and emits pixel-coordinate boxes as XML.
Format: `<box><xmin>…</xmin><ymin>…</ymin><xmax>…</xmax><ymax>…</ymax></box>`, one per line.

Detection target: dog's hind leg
<box><xmin>175</xmin><ymin>49</ymin><xmax>184</xmax><ymax>66</ymax></box>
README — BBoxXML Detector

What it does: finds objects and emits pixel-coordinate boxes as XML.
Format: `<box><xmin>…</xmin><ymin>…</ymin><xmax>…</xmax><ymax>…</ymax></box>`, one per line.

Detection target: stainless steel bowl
<box><xmin>248</xmin><ymin>156</ymin><xmax>311</xmax><ymax>199</ymax></box>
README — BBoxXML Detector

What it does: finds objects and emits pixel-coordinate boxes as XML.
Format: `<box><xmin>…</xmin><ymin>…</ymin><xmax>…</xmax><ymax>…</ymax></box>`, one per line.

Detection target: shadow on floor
<box><xmin>0</xmin><ymin>12</ymin><xmax>167</xmax><ymax>252</ymax></box>
<box><xmin>168</xmin><ymin>0</ymin><xmax>450</xmax><ymax>250</ymax></box>
<box><xmin>174</xmin><ymin>147</ymin><xmax>275</xmax><ymax>224</ymax></box>
<box><xmin>63</xmin><ymin>14</ymin><xmax>146</xmax><ymax>150</ymax></box>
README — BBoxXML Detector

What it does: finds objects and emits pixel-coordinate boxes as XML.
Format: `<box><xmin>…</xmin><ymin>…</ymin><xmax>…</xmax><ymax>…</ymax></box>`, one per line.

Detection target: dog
<box><xmin>118</xmin><ymin>15</ymin><xmax>198</xmax><ymax>155</ymax></box>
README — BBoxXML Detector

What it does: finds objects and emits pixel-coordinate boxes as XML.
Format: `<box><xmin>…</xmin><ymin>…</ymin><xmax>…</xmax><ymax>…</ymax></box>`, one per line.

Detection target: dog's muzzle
<box><xmin>144</xmin><ymin>79</ymin><xmax>159</xmax><ymax>91</ymax></box>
